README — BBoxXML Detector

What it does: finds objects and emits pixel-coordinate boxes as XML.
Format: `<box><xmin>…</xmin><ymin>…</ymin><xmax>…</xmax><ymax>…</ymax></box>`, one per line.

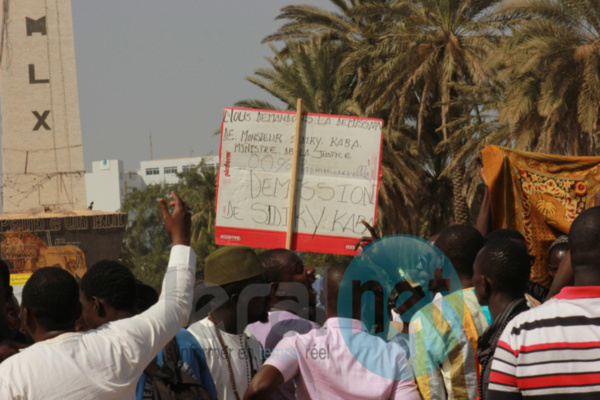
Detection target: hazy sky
<box><xmin>72</xmin><ymin>1</ymin><xmax>334</xmax><ymax>171</ymax></box>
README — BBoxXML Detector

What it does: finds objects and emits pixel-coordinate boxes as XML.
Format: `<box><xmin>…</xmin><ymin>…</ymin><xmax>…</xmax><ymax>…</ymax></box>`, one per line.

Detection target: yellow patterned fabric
<box><xmin>481</xmin><ymin>146</ymin><xmax>600</xmax><ymax>287</ymax></box>
<box><xmin>410</xmin><ymin>289</ymin><xmax>488</xmax><ymax>400</ymax></box>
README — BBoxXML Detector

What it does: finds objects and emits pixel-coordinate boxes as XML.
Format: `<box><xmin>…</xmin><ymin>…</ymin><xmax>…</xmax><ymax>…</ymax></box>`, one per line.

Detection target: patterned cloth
<box><xmin>481</xmin><ymin>145</ymin><xmax>600</xmax><ymax>287</ymax></box>
<box><xmin>476</xmin><ymin>298</ymin><xmax>529</xmax><ymax>400</ymax></box>
<box><xmin>409</xmin><ymin>289</ymin><xmax>489</xmax><ymax>400</ymax></box>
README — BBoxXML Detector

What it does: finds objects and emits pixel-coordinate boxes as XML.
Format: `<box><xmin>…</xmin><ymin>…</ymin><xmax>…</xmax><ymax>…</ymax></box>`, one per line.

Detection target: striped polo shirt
<box><xmin>488</xmin><ymin>286</ymin><xmax>600</xmax><ymax>399</ymax></box>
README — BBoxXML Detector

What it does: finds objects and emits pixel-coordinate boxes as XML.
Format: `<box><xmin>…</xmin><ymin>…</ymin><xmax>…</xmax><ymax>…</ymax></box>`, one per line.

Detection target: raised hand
<box><xmin>159</xmin><ymin>191</ymin><xmax>191</xmax><ymax>246</ymax></box>
<box><xmin>354</xmin><ymin>219</ymin><xmax>380</xmax><ymax>251</ymax></box>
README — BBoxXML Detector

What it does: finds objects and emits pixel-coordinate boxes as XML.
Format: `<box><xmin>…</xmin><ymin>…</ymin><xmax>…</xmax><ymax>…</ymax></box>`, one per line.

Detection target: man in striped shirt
<box><xmin>488</xmin><ymin>207</ymin><xmax>600</xmax><ymax>399</ymax></box>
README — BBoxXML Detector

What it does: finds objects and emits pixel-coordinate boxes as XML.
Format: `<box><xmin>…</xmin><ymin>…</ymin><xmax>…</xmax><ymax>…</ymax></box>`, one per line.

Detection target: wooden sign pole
<box><xmin>286</xmin><ymin>98</ymin><xmax>303</xmax><ymax>250</ymax></box>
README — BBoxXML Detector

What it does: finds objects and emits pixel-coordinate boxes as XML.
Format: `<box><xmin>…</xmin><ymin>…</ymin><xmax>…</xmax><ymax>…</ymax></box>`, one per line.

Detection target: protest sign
<box><xmin>215</xmin><ymin>107</ymin><xmax>383</xmax><ymax>255</ymax></box>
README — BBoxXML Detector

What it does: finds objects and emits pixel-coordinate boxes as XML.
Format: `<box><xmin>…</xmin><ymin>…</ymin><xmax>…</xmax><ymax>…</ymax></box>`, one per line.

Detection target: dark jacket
<box><xmin>477</xmin><ymin>297</ymin><xmax>529</xmax><ymax>400</ymax></box>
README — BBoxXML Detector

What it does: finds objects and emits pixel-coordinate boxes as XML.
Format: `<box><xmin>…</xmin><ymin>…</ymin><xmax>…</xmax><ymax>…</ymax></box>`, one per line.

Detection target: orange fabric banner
<box><xmin>481</xmin><ymin>145</ymin><xmax>600</xmax><ymax>287</ymax></box>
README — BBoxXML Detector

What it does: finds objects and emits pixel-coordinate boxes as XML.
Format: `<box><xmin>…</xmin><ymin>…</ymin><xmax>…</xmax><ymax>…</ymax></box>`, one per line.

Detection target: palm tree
<box><xmin>345</xmin><ymin>0</ymin><xmax>503</xmax><ymax>224</ymax></box>
<box><xmin>263</xmin><ymin>0</ymin><xmax>390</xmax><ymax>44</ymax></box>
<box><xmin>238</xmin><ymin>37</ymin><xmax>427</xmax><ymax>235</ymax></box>
<box><xmin>489</xmin><ymin>0</ymin><xmax>600</xmax><ymax>155</ymax></box>
<box><xmin>237</xmin><ymin>39</ymin><xmax>360</xmax><ymax>115</ymax></box>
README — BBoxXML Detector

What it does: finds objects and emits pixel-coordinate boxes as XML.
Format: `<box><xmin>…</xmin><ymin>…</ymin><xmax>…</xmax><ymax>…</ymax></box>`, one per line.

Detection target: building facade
<box><xmin>86</xmin><ymin>156</ymin><xmax>218</xmax><ymax>212</ymax></box>
<box><xmin>138</xmin><ymin>156</ymin><xmax>218</xmax><ymax>186</ymax></box>
<box><xmin>85</xmin><ymin>160</ymin><xmax>142</xmax><ymax>212</ymax></box>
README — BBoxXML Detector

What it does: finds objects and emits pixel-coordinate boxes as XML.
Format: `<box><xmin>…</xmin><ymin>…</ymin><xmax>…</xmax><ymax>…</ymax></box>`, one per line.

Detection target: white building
<box><xmin>85</xmin><ymin>160</ymin><xmax>143</xmax><ymax>212</ymax></box>
<box><xmin>86</xmin><ymin>156</ymin><xmax>218</xmax><ymax>212</ymax></box>
<box><xmin>138</xmin><ymin>156</ymin><xmax>218</xmax><ymax>186</ymax></box>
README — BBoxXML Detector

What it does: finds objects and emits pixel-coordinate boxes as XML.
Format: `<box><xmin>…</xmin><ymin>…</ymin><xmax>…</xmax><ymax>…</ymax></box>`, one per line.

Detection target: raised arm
<box><xmin>106</xmin><ymin>191</ymin><xmax>196</xmax><ymax>375</ymax></box>
<box><xmin>476</xmin><ymin>155</ymin><xmax>493</xmax><ymax>237</ymax></box>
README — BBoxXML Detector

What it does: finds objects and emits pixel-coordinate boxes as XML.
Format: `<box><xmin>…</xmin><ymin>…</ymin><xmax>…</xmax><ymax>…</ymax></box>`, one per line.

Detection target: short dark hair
<box><xmin>485</xmin><ymin>228</ymin><xmax>526</xmax><ymax>243</ymax></box>
<box><xmin>135</xmin><ymin>280</ymin><xmax>159</xmax><ymax>313</ymax></box>
<box><xmin>0</xmin><ymin>260</ymin><xmax>12</xmax><ymax>301</ymax></box>
<box><xmin>80</xmin><ymin>260</ymin><xmax>137</xmax><ymax>313</ymax></box>
<box><xmin>570</xmin><ymin>207</ymin><xmax>600</xmax><ymax>268</ymax></box>
<box><xmin>22</xmin><ymin>267</ymin><xmax>81</xmax><ymax>331</ymax></box>
<box><xmin>478</xmin><ymin>239</ymin><xmax>531</xmax><ymax>298</ymax></box>
<box><xmin>435</xmin><ymin>225</ymin><xmax>484</xmax><ymax>276</ymax></box>
<box><xmin>258</xmin><ymin>249</ymin><xmax>301</xmax><ymax>283</ymax></box>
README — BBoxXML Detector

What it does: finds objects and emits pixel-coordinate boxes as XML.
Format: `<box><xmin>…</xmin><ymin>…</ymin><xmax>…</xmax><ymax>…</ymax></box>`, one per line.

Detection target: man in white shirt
<box><xmin>245</xmin><ymin>264</ymin><xmax>420</xmax><ymax>400</ymax></box>
<box><xmin>0</xmin><ymin>191</ymin><xmax>195</xmax><ymax>400</ymax></box>
<box><xmin>246</xmin><ymin>249</ymin><xmax>320</xmax><ymax>400</ymax></box>
<box><xmin>188</xmin><ymin>246</ymin><xmax>271</xmax><ymax>400</ymax></box>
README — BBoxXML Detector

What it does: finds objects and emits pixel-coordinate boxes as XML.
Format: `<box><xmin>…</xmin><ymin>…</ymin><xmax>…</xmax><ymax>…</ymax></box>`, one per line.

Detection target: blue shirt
<box><xmin>136</xmin><ymin>328</ymin><xmax>217</xmax><ymax>400</ymax></box>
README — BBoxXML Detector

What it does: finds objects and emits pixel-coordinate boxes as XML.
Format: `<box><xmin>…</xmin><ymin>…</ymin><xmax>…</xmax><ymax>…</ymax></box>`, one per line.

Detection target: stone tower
<box><xmin>0</xmin><ymin>0</ymin><xmax>86</xmax><ymax>212</ymax></box>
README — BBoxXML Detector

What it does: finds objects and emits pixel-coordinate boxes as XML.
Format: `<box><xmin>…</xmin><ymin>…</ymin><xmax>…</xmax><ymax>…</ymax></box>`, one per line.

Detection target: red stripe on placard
<box><xmin>216</xmin><ymin>107</ymin><xmax>383</xmax><ymax>255</ymax></box>
<box><xmin>215</xmin><ymin>226</ymin><xmax>361</xmax><ymax>256</ymax></box>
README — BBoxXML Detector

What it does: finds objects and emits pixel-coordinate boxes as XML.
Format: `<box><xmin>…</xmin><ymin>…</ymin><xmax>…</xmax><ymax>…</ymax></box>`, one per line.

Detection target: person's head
<box><xmin>258</xmin><ymin>249</ymin><xmax>316</xmax><ymax>311</ymax></box>
<box><xmin>325</xmin><ymin>262</ymin><xmax>385</xmax><ymax>330</ymax></box>
<box><xmin>485</xmin><ymin>228</ymin><xmax>533</xmax><ymax>265</ymax></box>
<box><xmin>485</xmin><ymin>228</ymin><xmax>525</xmax><ymax>244</ymax></box>
<box><xmin>6</xmin><ymin>295</ymin><xmax>21</xmax><ymax>332</ymax></box>
<box><xmin>135</xmin><ymin>281</ymin><xmax>159</xmax><ymax>313</ymax></box>
<box><xmin>548</xmin><ymin>235</ymin><xmax>569</xmax><ymax>279</ymax></box>
<box><xmin>21</xmin><ymin>267</ymin><xmax>81</xmax><ymax>342</ymax></box>
<box><xmin>388</xmin><ymin>281</ymin><xmax>426</xmax><ymax>321</ymax></box>
<box><xmin>325</xmin><ymin>263</ymin><xmax>348</xmax><ymax>318</ymax></box>
<box><xmin>79</xmin><ymin>260</ymin><xmax>137</xmax><ymax>330</ymax></box>
<box><xmin>0</xmin><ymin>260</ymin><xmax>12</xmax><ymax>302</ymax></box>
<box><xmin>569</xmin><ymin>207</ymin><xmax>600</xmax><ymax>272</ymax></box>
<box><xmin>204</xmin><ymin>246</ymin><xmax>270</xmax><ymax>328</ymax></box>
<box><xmin>433</xmin><ymin>225</ymin><xmax>484</xmax><ymax>288</ymax></box>
<box><xmin>473</xmin><ymin>239</ymin><xmax>531</xmax><ymax>306</ymax></box>
<box><xmin>0</xmin><ymin>260</ymin><xmax>12</xmax><ymax>339</ymax></box>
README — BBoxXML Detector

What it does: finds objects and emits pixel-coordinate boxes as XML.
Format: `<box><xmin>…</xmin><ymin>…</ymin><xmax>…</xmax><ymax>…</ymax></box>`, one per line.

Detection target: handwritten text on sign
<box><xmin>215</xmin><ymin>108</ymin><xmax>383</xmax><ymax>255</ymax></box>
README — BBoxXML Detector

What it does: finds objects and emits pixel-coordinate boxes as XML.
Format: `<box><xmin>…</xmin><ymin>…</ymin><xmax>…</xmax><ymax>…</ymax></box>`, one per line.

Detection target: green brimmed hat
<box><xmin>204</xmin><ymin>246</ymin><xmax>263</xmax><ymax>286</ymax></box>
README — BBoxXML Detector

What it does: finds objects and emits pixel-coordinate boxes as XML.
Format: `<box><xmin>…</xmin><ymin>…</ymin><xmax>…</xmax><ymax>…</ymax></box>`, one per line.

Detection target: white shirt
<box><xmin>188</xmin><ymin>317</ymin><xmax>262</xmax><ymax>400</ymax></box>
<box><xmin>266</xmin><ymin>317</ymin><xmax>420</xmax><ymax>400</ymax></box>
<box><xmin>0</xmin><ymin>245</ymin><xmax>196</xmax><ymax>400</ymax></box>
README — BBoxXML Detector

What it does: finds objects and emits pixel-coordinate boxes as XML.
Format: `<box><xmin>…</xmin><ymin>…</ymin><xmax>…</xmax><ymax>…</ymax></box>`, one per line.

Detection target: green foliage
<box><xmin>121</xmin><ymin>165</ymin><xmax>219</xmax><ymax>287</ymax></box>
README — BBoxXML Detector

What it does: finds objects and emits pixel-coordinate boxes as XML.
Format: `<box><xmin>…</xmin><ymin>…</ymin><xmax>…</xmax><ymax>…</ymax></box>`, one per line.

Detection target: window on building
<box><xmin>164</xmin><ymin>166</ymin><xmax>178</xmax><ymax>174</ymax></box>
<box><xmin>145</xmin><ymin>168</ymin><xmax>159</xmax><ymax>175</ymax></box>
<box><xmin>182</xmin><ymin>165</ymin><xmax>196</xmax><ymax>172</ymax></box>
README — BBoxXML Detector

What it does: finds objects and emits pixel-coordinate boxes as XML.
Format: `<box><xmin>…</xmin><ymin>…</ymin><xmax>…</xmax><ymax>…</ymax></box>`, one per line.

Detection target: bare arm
<box><xmin>243</xmin><ymin>365</ymin><xmax>284</xmax><ymax>400</ymax></box>
<box><xmin>476</xmin><ymin>155</ymin><xmax>493</xmax><ymax>237</ymax></box>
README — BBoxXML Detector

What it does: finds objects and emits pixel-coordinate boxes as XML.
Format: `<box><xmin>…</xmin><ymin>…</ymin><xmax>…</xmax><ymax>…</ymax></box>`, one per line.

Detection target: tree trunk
<box><xmin>451</xmin><ymin>142</ymin><xmax>470</xmax><ymax>224</ymax></box>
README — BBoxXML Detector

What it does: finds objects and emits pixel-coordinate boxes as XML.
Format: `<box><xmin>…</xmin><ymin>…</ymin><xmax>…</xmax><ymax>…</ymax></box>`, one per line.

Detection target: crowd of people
<box><xmin>0</xmin><ymin>189</ymin><xmax>597</xmax><ymax>399</ymax></box>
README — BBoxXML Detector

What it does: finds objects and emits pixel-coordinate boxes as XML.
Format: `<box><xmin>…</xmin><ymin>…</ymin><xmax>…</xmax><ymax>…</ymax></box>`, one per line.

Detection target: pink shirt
<box><xmin>265</xmin><ymin>317</ymin><xmax>420</xmax><ymax>400</ymax></box>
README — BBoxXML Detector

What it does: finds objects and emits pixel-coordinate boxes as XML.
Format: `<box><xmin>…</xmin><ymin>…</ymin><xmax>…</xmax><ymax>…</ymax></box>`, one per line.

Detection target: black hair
<box><xmin>434</xmin><ymin>225</ymin><xmax>484</xmax><ymax>276</ymax></box>
<box><xmin>485</xmin><ymin>229</ymin><xmax>526</xmax><ymax>243</ymax></box>
<box><xmin>258</xmin><ymin>248</ymin><xmax>301</xmax><ymax>283</ymax></box>
<box><xmin>569</xmin><ymin>207</ymin><xmax>600</xmax><ymax>268</ymax></box>
<box><xmin>135</xmin><ymin>280</ymin><xmax>159</xmax><ymax>313</ymax></box>
<box><xmin>0</xmin><ymin>260</ymin><xmax>12</xmax><ymax>301</ymax></box>
<box><xmin>478</xmin><ymin>238</ymin><xmax>531</xmax><ymax>298</ymax></box>
<box><xmin>548</xmin><ymin>243</ymin><xmax>569</xmax><ymax>261</ymax></box>
<box><xmin>22</xmin><ymin>267</ymin><xmax>81</xmax><ymax>332</ymax></box>
<box><xmin>80</xmin><ymin>260</ymin><xmax>137</xmax><ymax>313</ymax></box>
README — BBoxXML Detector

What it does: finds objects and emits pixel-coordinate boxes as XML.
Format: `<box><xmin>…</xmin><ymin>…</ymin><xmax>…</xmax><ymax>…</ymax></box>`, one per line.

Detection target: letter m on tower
<box><xmin>26</xmin><ymin>17</ymin><xmax>46</xmax><ymax>36</ymax></box>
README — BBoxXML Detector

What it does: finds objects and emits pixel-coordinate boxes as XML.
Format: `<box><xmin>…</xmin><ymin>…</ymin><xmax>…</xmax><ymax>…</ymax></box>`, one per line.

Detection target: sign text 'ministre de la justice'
<box><xmin>215</xmin><ymin>108</ymin><xmax>383</xmax><ymax>255</ymax></box>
